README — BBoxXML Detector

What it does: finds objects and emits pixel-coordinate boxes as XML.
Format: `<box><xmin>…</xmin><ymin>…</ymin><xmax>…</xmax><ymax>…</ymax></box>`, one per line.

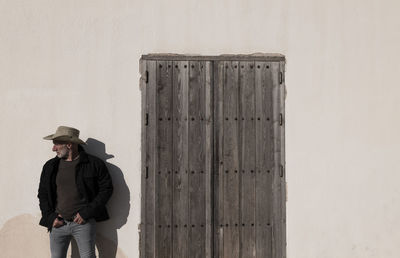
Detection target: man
<box><xmin>38</xmin><ymin>126</ymin><xmax>113</xmax><ymax>258</ymax></box>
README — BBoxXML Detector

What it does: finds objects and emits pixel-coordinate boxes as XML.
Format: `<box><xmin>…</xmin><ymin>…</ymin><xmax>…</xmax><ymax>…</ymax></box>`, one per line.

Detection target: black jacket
<box><xmin>37</xmin><ymin>150</ymin><xmax>113</xmax><ymax>230</ymax></box>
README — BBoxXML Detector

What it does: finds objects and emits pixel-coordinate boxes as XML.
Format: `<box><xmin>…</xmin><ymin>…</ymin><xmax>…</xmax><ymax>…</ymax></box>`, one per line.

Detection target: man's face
<box><xmin>52</xmin><ymin>140</ymin><xmax>70</xmax><ymax>159</ymax></box>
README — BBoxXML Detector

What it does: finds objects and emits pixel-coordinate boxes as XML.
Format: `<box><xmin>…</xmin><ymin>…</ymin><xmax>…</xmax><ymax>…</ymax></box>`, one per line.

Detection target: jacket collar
<box><xmin>78</xmin><ymin>150</ymin><xmax>89</xmax><ymax>164</ymax></box>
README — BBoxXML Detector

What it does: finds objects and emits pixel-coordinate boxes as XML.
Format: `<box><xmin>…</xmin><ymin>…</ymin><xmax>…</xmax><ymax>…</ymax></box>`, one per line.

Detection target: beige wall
<box><xmin>1</xmin><ymin>0</ymin><xmax>399</xmax><ymax>257</ymax></box>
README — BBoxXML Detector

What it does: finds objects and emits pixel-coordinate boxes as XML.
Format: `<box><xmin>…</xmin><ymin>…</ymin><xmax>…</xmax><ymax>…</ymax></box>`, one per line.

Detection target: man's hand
<box><xmin>73</xmin><ymin>213</ymin><xmax>86</xmax><ymax>224</ymax></box>
<box><xmin>52</xmin><ymin>216</ymin><xmax>64</xmax><ymax>228</ymax></box>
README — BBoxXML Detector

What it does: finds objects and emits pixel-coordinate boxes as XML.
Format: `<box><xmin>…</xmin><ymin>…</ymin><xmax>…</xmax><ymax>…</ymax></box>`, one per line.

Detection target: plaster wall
<box><xmin>1</xmin><ymin>0</ymin><xmax>399</xmax><ymax>257</ymax></box>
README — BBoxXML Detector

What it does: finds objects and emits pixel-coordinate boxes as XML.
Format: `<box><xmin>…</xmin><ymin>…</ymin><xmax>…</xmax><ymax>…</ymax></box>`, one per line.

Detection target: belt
<box><xmin>58</xmin><ymin>215</ymin><xmax>76</xmax><ymax>222</ymax></box>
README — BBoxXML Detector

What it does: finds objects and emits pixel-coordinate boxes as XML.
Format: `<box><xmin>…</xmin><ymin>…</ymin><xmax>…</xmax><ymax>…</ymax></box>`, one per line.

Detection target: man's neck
<box><xmin>65</xmin><ymin>150</ymin><xmax>79</xmax><ymax>161</ymax></box>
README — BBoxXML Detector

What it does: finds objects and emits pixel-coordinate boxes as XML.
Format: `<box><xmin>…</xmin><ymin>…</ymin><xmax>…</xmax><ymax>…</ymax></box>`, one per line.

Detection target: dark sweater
<box><xmin>55</xmin><ymin>158</ymin><xmax>87</xmax><ymax>220</ymax></box>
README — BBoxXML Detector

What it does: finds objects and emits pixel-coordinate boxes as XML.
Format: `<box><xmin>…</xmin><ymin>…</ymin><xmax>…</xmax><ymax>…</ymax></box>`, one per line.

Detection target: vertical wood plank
<box><xmin>213</xmin><ymin>61</ymin><xmax>225</xmax><ymax>258</ymax></box>
<box><xmin>204</xmin><ymin>61</ymin><xmax>214</xmax><ymax>258</ymax></box>
<box><xmin>279</xmin><ymin>61</ymin><xmax>287</xmax><ymax>258</ymax></box>
<box><xmin>239</xmin><ymin>61</ymin><xmax>256</xmax><ymax>258</ymax></box>
<box><xmin>223</xmin><ymin>61</ymin><xmax>240</xmax><ymax>258</ymax></box>
<box><xmin>172</xmin><ymin>61</ymin><xmax>189</xmax><ymax>258</ymax></box>
<box><xmin>140</xmin><ymin>59</ymin><xmax>147</xmax><ymax>258</ymax></box>
<box><xmin>188</xmin><ymin>61</ymin><xmax>206</xmax><ymax>258</ymax></box>
<box><xmin>145</xmin><ymin>60</ymin><xmax>157</xmax><ymax>258</ymax></box>
<box><xmin>271</xmin><ymin>61</ymin><xmax>283</xmax><ymax>258</ymax></box>
<box><xmin>156</xmin><ymin>61</ymin><xmax>174</xmax><ymax>258</ymax></box>
<box><xmin>255</xmin><ymin>62</ymin><xmax>274</xmax><ymax>258</ymax></box>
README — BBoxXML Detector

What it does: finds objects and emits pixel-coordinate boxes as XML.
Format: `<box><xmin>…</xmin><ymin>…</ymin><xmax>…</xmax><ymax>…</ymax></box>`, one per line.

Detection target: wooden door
<box><xmin>140</xmin><ymin>55</ymin><xmax>286</xmax><ymax>258</ymax></box>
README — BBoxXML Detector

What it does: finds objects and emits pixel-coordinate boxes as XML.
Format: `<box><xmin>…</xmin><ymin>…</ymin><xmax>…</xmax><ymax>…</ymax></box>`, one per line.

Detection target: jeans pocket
<box><xmin>52</xmin><ymin>225</ymin><xmax>64</xmax><ymax>229</ymax></box>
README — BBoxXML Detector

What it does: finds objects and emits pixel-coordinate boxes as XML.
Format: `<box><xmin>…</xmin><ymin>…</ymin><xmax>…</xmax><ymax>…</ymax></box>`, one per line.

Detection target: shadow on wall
<box><xmin>70</xmin><ymin>138</ymin><xmax>130</xmax><ymax>258</ymax></box>
<box><xmin>0</xmin><ymin>214</ymin><xmax>50</xmax><ymax>258</ymax></box>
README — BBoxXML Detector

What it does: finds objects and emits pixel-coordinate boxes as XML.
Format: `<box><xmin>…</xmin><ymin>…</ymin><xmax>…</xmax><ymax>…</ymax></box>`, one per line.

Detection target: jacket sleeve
<box><xmin>79</xmin><ymin>160</ymin><xmax>113</xmax><ymax>220</ymax></box>
<box><xmin>37</xmin><ymin>164</ymin><xmax>57</xmax><ymax>229</ymax></box>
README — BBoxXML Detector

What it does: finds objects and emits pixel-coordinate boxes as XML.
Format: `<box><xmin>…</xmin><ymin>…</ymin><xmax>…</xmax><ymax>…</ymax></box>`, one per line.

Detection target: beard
<box><xmin>57</xmin><ymin>146</ymin><xmax>70</xmax><ymax>159</ymax></box>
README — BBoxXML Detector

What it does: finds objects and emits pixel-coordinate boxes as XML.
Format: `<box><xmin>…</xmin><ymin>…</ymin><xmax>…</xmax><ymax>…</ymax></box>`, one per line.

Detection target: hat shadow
<box><xmin>70</xmin><ymin>138</ymin><xmax>130</xmax><ymax>258</ymax></box>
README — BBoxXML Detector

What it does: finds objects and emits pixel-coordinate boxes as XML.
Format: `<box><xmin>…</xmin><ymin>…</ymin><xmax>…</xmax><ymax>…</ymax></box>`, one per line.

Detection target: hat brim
<box><xmin>43</xmin><ymin>134</ymin><xmax>55</xmax><ymax>140</ymax></box>
<box><xmin>43</xmin><ymin>134</ymin><xmax>86</xmax><ymax>145</ymax></box>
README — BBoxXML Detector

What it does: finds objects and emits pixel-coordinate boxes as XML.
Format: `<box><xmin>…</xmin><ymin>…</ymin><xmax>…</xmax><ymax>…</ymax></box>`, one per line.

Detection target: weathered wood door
<box><xmin>140</xmin><ymin>55</ymin><xmax>286</xmax><ymax>258</ymax></box>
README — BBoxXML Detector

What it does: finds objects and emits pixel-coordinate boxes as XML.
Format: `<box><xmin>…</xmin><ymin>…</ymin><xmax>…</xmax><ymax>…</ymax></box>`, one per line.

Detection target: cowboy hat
<box><xmin>43</xmin><ymin>126</ymin><xmax>86</xmax><ymax>145</ymax></box>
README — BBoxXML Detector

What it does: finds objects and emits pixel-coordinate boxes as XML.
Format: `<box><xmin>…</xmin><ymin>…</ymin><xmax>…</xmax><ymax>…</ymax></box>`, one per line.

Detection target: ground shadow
<box><xmin>71</xmin><ymin>138</ymin><xmax>130</xmax><ymax>258</ymax></box>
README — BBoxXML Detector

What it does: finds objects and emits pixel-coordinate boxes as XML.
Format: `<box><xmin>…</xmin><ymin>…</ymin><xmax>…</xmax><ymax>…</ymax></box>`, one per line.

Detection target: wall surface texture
<box><xmin>1</xmin><ymin>0</ymin><xmax>399</xmax><ymax>257</ymax></box>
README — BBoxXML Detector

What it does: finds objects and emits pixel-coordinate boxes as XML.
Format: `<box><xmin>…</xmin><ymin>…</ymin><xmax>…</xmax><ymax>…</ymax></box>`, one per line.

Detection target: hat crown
<box><xmin>55</xmin><ymin>126</ymin><xmax>80</xmax><ymax>138</ymax></box>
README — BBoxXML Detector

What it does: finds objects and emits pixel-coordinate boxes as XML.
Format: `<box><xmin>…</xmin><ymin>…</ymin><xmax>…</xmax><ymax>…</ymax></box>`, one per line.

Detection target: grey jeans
<box><xmin>49</xmin><ymin>219</ymin><xmax>96</xmax><ymax>258</ymax></box>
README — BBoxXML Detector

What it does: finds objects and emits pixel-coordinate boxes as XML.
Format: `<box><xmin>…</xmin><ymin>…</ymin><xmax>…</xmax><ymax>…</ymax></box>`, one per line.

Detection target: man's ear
<box><xmin>66</xmin><ymin>143</ymin><xmax>73</xmax><ymax>149</ymax></box>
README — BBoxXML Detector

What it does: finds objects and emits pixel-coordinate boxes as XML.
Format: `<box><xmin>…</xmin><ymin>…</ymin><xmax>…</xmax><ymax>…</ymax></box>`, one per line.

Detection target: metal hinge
<box><xmin>145</xmin><ymin>71</ymin><xmax>149</xmax><ymax>84</ymax></box>
<box><xmin>280</xmin><ymin>165</ymin><xmax>284</xmax><ymax>178</ymax></box>
<box><xmin>279</xmin><ymin>72</ymin><xmax>283</xmax><ymax>84</ymax></box>
<box><xmin>145</xmin><ymin>166</ymin><xmax>149</xmax><ymax>179</ymax></box>
<box><xmin>279</xmin><ymin>113</ymin><xmax>283</xmax><ymax>126</ymax></box>
<box><xmin>145</xmin><ymin>113</ymin><xmax>149</xmax><ymax>126</ymax></box>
